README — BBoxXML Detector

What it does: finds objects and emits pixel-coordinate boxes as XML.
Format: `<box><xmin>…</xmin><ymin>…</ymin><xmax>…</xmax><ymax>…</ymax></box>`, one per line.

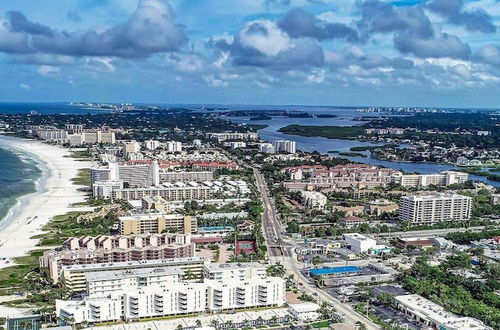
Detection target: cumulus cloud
<box><xmin>427</xmin><ymin>0</ymin><xmax>496</xmax><ymax>33</ymax></box>
<box><xmin>278</xmin><ymin>8</ymin><xmax>358</xmax><ymax>42</ymax></box>
<box><xmin>213</xmin><ymin>19</ymin><xmax>324</xmax><ymax>70</ymax></box>
<box><xmin>0</xmin><ymin>0</ymin><xmax>187</xmax><ymax>58</ymax></box>
<box><xmin>37</xmin><ymin>65</ymin><xmax>60</xmax><ymax>76</ymax></box>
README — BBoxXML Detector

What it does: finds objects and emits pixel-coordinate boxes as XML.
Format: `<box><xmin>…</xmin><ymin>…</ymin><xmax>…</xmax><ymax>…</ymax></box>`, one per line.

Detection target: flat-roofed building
<box><xmin>159</xmin><ymin>170</ymin><xmax>213</xmax><ymax>183</ymax></box>
<box><xmin>399</xmin><ymin>171</ymin><xmax>469</xmax><ymax>188</ymax></box>
<box><xmin>141</xmin><ymin>195</ymin><xmax>170</xmax><ymax>212</ymax></box>
<box><xmin>394</xmin><ymin>294</ymin><xmax>491</xmax><ymax>330</ymax></box>
<box><xmin>119</xmin><ymin>213</ymin><xmax>197</xmax><ymax>235</ymax></box>
<box><xmin>55</xmin><ymin>263</ymin><xmax>285</xmax><ymax>325</ymax></box>
<box><xmin>41</xmin><ymin>234</ymin><xmax>195</xmax><ymax>284</ymax></box>
<box><xmin>203</xmin><ymin>262</ymin><xmax>266</xmax><ymax>281</ymax></box>
<box><xmin>301</xmin><ymin>191</ymin><xmax>327</xmax><ymax>210</ymax></box>
<box><xmin>113</xmin><ymin>184</ymin><xmax>210</xmax><ymax>201</ymax></box>
<box><xmin>60</xmin><ymin>256</ymin><xmax>207</xmax><ymax>292</ymax></box>
<box><xmin>400</xmin><ymin>193</ymin><xmax>472</xmax><ymax>224</ymax></box>
<box><xmin>342</xmin><ymin>233</ymin><xmax>377</xmax><ymax>253</ymax></box>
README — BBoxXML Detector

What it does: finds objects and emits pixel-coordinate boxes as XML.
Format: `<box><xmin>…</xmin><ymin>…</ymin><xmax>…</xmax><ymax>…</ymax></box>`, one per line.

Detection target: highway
<box><xmin>253</xmin><ymin>168</ymin><xmax>381</xmax><ymax>330</ymax></box>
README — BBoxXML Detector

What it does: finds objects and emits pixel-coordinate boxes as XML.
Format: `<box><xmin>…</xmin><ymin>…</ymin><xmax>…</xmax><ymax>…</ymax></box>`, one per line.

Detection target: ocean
<box><xmin>0</xmin><ymin>144</ymin><xmax>43</xmax><ymax>222</ymax></box>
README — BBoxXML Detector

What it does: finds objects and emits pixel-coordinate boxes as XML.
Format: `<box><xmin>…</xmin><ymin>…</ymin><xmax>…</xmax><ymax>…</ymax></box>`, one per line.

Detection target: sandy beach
<box><xmin>0</xmin><ymin>136</ymin><xmax>93</xmax><ymax>268</ymax></box>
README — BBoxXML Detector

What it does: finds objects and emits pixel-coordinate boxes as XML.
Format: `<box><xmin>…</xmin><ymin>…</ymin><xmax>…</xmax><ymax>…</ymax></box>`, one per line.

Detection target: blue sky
<box><xmin>1</xmin><ymin>0</ymin><xmax>500</xmax><ymax>107</ymax></box>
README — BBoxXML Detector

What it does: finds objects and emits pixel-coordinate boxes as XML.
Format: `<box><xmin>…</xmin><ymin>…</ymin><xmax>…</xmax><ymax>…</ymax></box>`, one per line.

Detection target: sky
<box><xmin>1</xmin><ymin>0</ymin><xmax>500</xmax><ymax>107</ymax></box>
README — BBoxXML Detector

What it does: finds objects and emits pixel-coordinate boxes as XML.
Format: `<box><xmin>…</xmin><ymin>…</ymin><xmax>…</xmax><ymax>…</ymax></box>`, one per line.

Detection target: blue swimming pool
<box><xmin>309</xmin><ymin>266</ymin><xmax>362</xmax><ymax>276</ymax></box>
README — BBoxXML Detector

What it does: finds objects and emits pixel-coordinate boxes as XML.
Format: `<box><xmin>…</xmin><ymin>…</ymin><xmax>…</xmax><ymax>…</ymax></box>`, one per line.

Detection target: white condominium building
<box><xmin>164</xmin><ymin>141</ymin><xmax>183</xmax><ymax>152</ymax></box>
<box><xmin>56</xmin><ymin>263</ymin><xmax>285</xmax><ymax>325</ymax></box>
<box><xmin>274</xmin><ymin>140</ymin><xmax>296</xmax><ymax>154</ymax></box>
<box><xmin>399</xmin><ymin>171</ymin><xmax>469</xmax><ymax>188</ymax></box>
<box><xmin>206</xmin><ymin>132</ymin><xmax>259</xmax><ymax>142</ymax></box>
<box><xmin>203</xmin><ymin>262</ymin><xmax>267</xmax><ymax>281</ymax></box>
<box><xmin>301</xmin><ymin>191</ymin><xmax>328</xmax><ymax>210</ymax></box>
<box><xmin>144</xmin><ymin>139</ymin><xmax>161</xmax><ymax>151</ymax></box>
<box><xmin>118</xmin><ymin>161</ymin><xmax>160</xmax><ymax>187</ymax></box>
<box><xmin>258</xmin><ymin>142</ymin><xmax>275</xmax><ymax>154</ymax></box>
<box><xmin>159</xmin><ymin>170</ymin><xmax>213</xmax><ymax>183</ymax></box>
<box><xmin>400</xmin><ymin>193</ymin><xmax>472</xmax><ymax>224</ymax></box>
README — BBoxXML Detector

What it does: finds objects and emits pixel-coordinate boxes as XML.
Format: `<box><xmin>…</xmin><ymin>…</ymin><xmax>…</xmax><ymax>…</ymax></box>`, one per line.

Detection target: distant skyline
<box><xmin>1</xmin><ymin>0</ymin><xmax>500</xmax><ymax>107</ymax></box>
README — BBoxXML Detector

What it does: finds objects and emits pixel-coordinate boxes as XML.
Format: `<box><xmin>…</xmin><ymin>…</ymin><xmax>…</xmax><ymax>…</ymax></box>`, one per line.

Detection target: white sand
<box><xmin>0</xmin><ymin>136</ymin><xmax>93</xmax><ymax>269</ymax></box>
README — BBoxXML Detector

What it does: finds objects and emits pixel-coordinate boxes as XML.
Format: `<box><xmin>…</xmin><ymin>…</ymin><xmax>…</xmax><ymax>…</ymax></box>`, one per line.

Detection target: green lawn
<box><xmin>70</xmin><ymin>168</ymin><xmax>90</xmax><ymax>186</ymax></box>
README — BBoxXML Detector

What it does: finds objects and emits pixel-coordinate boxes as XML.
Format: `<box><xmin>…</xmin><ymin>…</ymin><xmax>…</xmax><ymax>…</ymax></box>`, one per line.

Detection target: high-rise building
<box><xmin>164</xmin><ymin>141</ymin><xmax>182</xmax><ymax>152</ymax></box>
<box><xmin>144</xmin><ymin>139</ymin><xmax>161</xmax><ymax>151</ymax></box>
<box><xmin>119</xmin><ymin>213</ymin><xmax>197</xmax><ymax>235</ymax></box>
<box><xmin>274</xmin><ymin>140</ymin><xmax>296</xmax><ymax>154</ymax></box>
<box><xmin>400</xmin><ymin>193</ymin><xmax>472</xmax><ymax>224</ymax></box>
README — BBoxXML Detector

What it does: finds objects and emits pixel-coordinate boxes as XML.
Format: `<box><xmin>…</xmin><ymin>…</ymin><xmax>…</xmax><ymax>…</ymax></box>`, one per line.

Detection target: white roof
<box><xmin>289</xmin><ymin>302</ymin><xmax>320</xmax><ymax>313</ymax></box>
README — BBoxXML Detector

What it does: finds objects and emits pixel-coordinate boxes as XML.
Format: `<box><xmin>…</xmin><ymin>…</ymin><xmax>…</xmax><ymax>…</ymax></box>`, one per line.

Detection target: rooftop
<box><xmin>85</xmin><ymin>266</ymin><xmax>184</xmax><ymax>282</ymax></box>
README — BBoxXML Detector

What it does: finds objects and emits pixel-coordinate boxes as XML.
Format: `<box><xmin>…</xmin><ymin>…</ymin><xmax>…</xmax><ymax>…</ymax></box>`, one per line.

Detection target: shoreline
<box><xmin>0</xmin><ymin>136</ymin><xmax>92</xmax><ymax>269</ymax></box>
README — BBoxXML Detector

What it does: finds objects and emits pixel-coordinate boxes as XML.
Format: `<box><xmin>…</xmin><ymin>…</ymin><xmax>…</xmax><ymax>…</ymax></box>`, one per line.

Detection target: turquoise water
<box><xmin>309</xmin><ymin>266</ymin><xmax>362</xmax><ymax>276</ymax></box>
<box><xmin>0</xmin><ymin>145</ymin><xmax>42</xmax><ymax>222</ymax></box>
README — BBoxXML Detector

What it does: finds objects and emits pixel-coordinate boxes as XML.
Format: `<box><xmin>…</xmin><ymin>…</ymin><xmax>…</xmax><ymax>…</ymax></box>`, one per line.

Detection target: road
<box><xmin>253</xmin><ymin>169</ymin><xmax>381</xmax><ymax>330</ymax></box>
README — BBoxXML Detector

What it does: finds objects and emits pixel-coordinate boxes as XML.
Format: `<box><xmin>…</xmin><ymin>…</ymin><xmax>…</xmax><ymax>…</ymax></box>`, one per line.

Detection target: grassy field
<box><xmin>0</xmin><ymin>250</ymin><xmax>45</xmax><ymax>290</ymax></box>
<box><xmin>67</xmin><ymin>149</ymin><xmax>91</xmax><ymax>160</ymax></box>
<box><xmin>70</xmin><ymin>168</ymin><xmax>90</xmax><ymax>186</ymax></box>
<box><xmin>278</xmin><ymin>125</ymin><xmax>365</xmax><ymax>140</ymax></box>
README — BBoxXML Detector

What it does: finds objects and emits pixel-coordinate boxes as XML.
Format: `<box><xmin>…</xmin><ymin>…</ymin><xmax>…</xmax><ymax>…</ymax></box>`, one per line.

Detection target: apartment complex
<box><xmin>274</xmin><ymin>140</ymin><xmax>296</xmax><ymax>153</ymax></box>
<box><xmin>398</xmin><ymin>171</ymin><xmax>469</xmax><ymax>188</ymax></box>
<box><xmin>56</xmin><ymin>263</ymin><xmax>284</xmax><ymax>325</ymax></box>
<box><xmin>400</xmin><ymin>193</ymin><xmax>472</xmax><ymax>224</ymax></box>
<box><xmin>40</xmin><ymin>233</ymin><xmax>195</xmax><ymax>283</ymax></box>
<box><xmin>113</xmin><ymin>184</ymin><xmax>210</xmax><ymax>201</ymax></box>
<box><xmin>119</xmin><ymin>213</ymin><xmax>197</xmax><ymax>235</ymax></box>
<box><xmin>159</xmin><ymin>170</ymin><xmax>213</xmax><ymax>183</ymax></box>
<box><xmin>258</xmin><ymin>142</ymin><xmax>275</xmax><ymax>154</ymax></box>
<box><xmin>301</xmin><ymin>191</ymin><xmax>328</xmax><ymax>210</ymax></box>
<box><xmin>206</xmin><ymin>132</ymin><xmax>259</xmax><ymax>142</ymax></box>
<box><xmin>284</xmin><ymin>164</ymin><xmax>402</xmax><ymax>188</ymax></box>
<box><xmin>60</xmin><ymin>257</ymin><xmax>207</xmax><ymax>293</ymax></box>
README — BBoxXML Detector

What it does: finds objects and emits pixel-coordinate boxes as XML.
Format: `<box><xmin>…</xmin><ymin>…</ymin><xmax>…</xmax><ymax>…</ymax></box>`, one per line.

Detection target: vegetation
<box><xmin>445</xmin><ymin>229</ymin><xmax>500</xmax><ymax>244</ymax></box>
<box><xmin>400</xmin><ymin>251</ymin><xmax>500</xmax><ymax>327</ymax></box>
<box><xmin>278</xmin><ymin>125</ymin><xmax>365</xmax><ymax>140</ymax></box>
<box><xmin>35</xmin><ymin>210</ymin><xmax>117</xmax><ymax>246</ymax></box>
<box><xmin>70</xmin><ymin>168</ymin><xmax>90</xmax><ymax>186</ymax></box>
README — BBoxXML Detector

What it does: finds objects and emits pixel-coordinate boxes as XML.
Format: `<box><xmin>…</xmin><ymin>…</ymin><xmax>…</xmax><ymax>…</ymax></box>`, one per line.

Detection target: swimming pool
<box><xmin>309</xmin><ymin>266</ymin><xmax>362</xmax><ymax>276</ymax></box>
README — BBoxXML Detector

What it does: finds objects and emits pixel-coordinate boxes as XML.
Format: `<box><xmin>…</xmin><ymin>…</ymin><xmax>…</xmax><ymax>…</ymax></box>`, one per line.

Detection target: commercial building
<box><xmin>342</xmin><ymin>233</ymin><xmax>377</xmax><ymax>253</ymax></box>
<box><xmin>399</xmin><ymin>193</ymin><xmax>472</xmax><ymax>224</ymax></box>
<box><xmin>60</xmin><ymin>256</ymin><xmax>207</xmax><ymax>292</ymax></box>
<box><xmin>122</xmin><ymin>141</ymin><xmax>141</xmax><ymax>156</ymax></box>
<box><xmin>274</xmin><ymin>140</ymin><xmax>296</xmax><ymax>154</ymax></box>
<box><xmin>301</xmin><ymin>191</ymin><xmax>327</xmax><ymax>210</ymax></box>
<box><xmin>399</xmin><ymin>171</ymin><xmax>469</xmax><ymax>188</ymax></box>
<box><xmin>340</xmin><ymin>216</ymin><xmax>367</xmax><ymax>228</ymax></box>
<box><xmin>394</xmin><ymin>294</ymin><xmax>491</xmax><ymax>330</ymax></box>
<box><xmin>56</xmin><ymin>263</ymin><xmax>285</xmax><ymax>325</ymax></box>
<box><xmin>119</xmin><ymin>213</ymin><xmax>197</xmax><ymax>235</ymax></box>
<box><xmin>40</xmin><ymin>233</ymin><xmax>195</xmax><ymax>283</ymax></box>
<box><xmin>288</xmin><ymin>303</ymin><xmax>320</xmax><ymax>321</ymax></box>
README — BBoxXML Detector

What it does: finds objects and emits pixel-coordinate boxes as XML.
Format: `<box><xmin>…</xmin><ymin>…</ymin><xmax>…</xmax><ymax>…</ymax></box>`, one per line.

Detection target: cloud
<box><xmin>357</xmin><ymin>0</ymin><xmax>470</xmax><ymax>59</ymax></box>
<box><xmin>474</xmin><ymin>44</ymin><xmax>500</xmax><ymax>67</ymax></box>
<box><xmin>19</xmin><ymin>83</ymin><xmax>30</xmax><ymax>90</ymax></box>
<box><xmin>0</xmin><ymin>0</ymin><xmax>187</xmax><ymax>58</ymax></box>
<box><xmin>278</xmin><ymin>8</ymin><xmax>358</xmax><ymax>42</ymax></box>
<box><xmin>6</xmin><ymin>11</ymin><xmax>54</xmax><ymax>36</ymax></box>
<box><xmin>212</xmin><ymin>19</ymin><xmax>324</xmax><ymax>70</ymax></box>
<box><xmin>394</xmin><ymin>31</ymin><xmax>471</xmax><ymax>59</ymax></box>
<box><xmin>427</xmin><ymin>0</ymin><xmax>496</xmax><ymax>33</ymax></box>
<box><xmin>37</xmin><ymin>65</ymin><xmax>60</xmax><ymax>76</ymax></box>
